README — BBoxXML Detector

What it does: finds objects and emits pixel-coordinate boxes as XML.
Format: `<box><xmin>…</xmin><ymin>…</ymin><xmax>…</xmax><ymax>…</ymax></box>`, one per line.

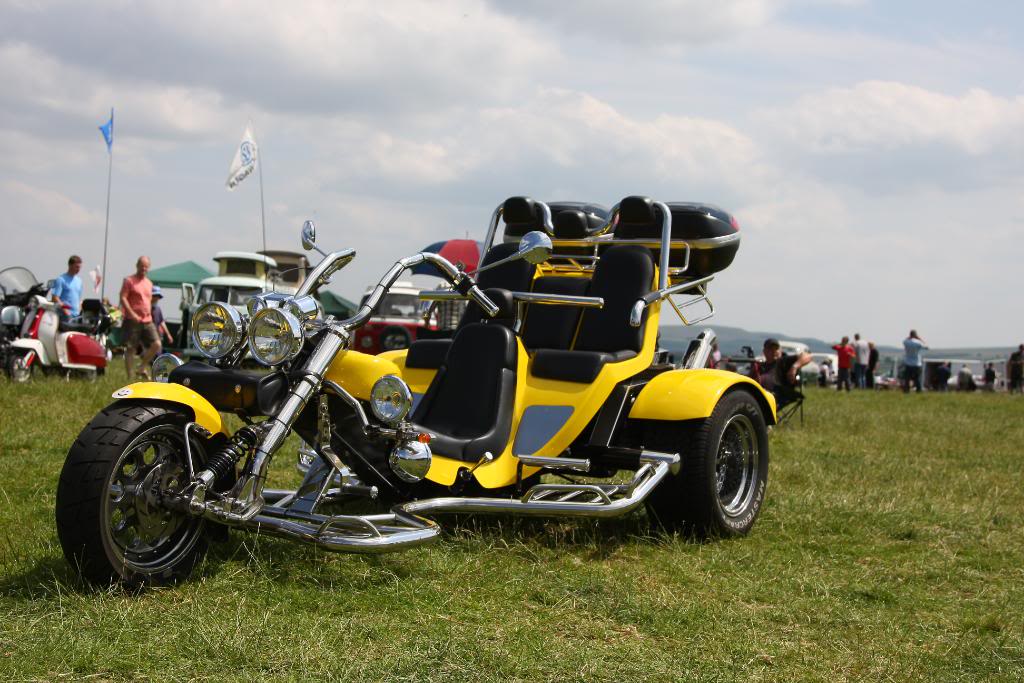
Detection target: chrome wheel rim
<box><xmin>715</xmin><ymin>414</ymin><xmax>759</xmax><ymax>516</ymax></box>
<box><xmin>101</xmin><ymin>423</ymin><xmax>203</xmax><ymax>576</ymax></box>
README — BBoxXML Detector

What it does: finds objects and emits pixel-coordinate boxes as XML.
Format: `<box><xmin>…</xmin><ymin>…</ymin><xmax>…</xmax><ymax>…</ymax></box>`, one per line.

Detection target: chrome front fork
<box><xmin>192</xmin><ymin>326</ymin><xmax>349</xmax><ymax>522</ymax></box>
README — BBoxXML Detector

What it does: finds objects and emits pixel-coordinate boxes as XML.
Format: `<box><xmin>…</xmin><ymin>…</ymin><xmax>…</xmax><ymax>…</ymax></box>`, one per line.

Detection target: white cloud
<box><xmin>761</xmin><ymin>81</ymin><xmax>1024</xmax><ymax>155</ymax></box>
<box><xmin>0</xmin><ymin>180</ymin><xmax>100</xmax><ymax>229</ymax></box>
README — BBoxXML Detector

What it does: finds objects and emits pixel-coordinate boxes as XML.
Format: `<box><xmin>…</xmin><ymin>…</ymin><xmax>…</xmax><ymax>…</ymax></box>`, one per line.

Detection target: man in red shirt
<box><xmin>831</xmin><ymin>336</ymin><xmax>855</xmax><ymax>392</ymax></box>
<box><xmin>120</xmin><ymin>255</ymin><xmax>161</xmax><ymax>380</ymax></box>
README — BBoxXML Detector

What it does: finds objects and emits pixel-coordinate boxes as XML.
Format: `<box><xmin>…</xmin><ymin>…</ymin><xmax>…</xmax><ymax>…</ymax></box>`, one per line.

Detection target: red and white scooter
<box><xmin>7</xmin><ymin>293</ymin><xmax>110</xmax><ymax>382</ymax></box>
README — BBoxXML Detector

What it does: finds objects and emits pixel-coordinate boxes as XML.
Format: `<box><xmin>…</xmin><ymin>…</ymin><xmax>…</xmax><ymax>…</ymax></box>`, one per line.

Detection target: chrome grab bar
<box><xmin>419</xmin><ymin>290</ymin><xmax>604</xmax><ymax>309</ymax></box>
<box><xmin>629</xmin><ymin>274</ymin><xmax>715</xmax><ymax>327</ymax></box>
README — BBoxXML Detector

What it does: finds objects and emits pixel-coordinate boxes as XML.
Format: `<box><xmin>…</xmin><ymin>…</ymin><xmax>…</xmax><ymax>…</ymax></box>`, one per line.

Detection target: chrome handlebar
<box><xmin>335</xmin><ymin>252</ymin><xmax>498</xmax><ymax>334</ymax></box>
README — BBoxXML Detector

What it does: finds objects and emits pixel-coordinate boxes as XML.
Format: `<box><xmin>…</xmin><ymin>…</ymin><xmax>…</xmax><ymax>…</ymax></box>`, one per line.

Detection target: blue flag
<box><xmin>98</xmin><ymin>109</ymin><xmax>113</xmax><ymax>152</ymax></box>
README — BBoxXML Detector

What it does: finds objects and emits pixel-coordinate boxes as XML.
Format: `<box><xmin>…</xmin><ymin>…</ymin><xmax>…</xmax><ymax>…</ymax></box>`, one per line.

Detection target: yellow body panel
<box><xmin>324</xmin><ymin>350</ymin><xmax>401</xmax><ymax>400</ymax></box>
<box><xmin>378</xmin><ymin>350</ymin><xmax>435</xmax><ymax>395</ymax></box>
<box><xmin>110</xmin><ymin>382</ymin><xmax>225</xmax><ymax>434</ymax></box>
<box><xmin>628</xmin><ymin>369</ymin><xmax>777</xmax><ymax>424</ymax></box>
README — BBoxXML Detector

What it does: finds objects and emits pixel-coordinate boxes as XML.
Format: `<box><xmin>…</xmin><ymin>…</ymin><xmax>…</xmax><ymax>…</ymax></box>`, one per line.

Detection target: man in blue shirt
<box><xmin>902</xmin><ymin>329</ymin><xmax>928</xmax><ymax>393</ymax></box>
<box><xmin>51</xmin><ymin>254</ymin><xmax>83</xmax><ymax>319</ymax></box>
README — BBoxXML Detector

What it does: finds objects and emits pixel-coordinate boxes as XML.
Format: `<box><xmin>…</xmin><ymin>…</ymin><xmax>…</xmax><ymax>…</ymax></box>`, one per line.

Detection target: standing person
<box><xmin>709</xmin><ymin>342</ymin><xmax>722</xmax><ymax>369</ymax></box>
<box><xmin>1008</xmin><ymin>344</ymin><xmax>1024</xmax><ymax>394</ymax></box>
<box><xmin>983</xmin><ymin>362</ymin><xmax>997</xmax><ymax>392</ymax></box>
<box><xmin>902</xmin><ymin>329</ymin><xmax>928</xmax><ymax>393</ymax></box>
<box><xmin>866</xmin><ymin>341</ymin><xmax>879</xmax><ymax>389</ymax></box>
<box><xmin>50</xmin><ymin>255</ymin><xmax>84</xmax><ymax>320</ymax></box>
<box><xmin>852</xmin><ymin>333</ymin><xmax>870</xmax><ymax>388</ymax></box>
<box><xmin>150</xmin><ymin>286</ymin><xmax>175</xmax><ymax>348</ymax></box>
<box><xmin>831</xmin><ymin>336</ymin><xmax>855</xmax><ymax>392</ymax></box>
<box><xmin>120</xmin><ymin>256</ymin><xmax>161</xmax><ymax>380</ymax></box>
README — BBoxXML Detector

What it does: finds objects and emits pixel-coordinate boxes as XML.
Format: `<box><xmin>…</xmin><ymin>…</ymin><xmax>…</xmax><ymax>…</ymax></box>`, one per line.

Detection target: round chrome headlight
<box><xmin>370</xmin><ymin>374</ymin><xmax>413</xmax><ymax>425</ymax></box>
<box><xmin>191</xmin><ymin>302</ymin><xmax>244</xmax><ymax>359</ymax></box>
<box><xmin>152</xmin><ymin>353</ymin><xmax>184</xmax><ymax>382</ymax></box>
<box><xmin>285</xmin><ymin>295</ymin><xmax>324</xmax><ymax>338</ymax></box>
<box><xmin>248</xmin><ymin>308</ymin><xmax>303</xmax><ymax>366</ymax></box>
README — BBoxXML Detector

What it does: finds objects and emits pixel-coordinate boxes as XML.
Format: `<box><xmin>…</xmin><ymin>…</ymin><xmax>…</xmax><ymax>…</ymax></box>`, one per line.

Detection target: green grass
<box><xmin>1</xmin><ymin>367</ymin><xmax>1023</xmax><ymax>682</ymax></box>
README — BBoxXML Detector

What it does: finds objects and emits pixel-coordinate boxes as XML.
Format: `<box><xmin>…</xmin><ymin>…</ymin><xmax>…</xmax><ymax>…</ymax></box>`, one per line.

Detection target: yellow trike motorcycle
<box><xmin>57</xmin><ymin>195</ymin><xmax>775</xmax><ymax>585</ymax></box>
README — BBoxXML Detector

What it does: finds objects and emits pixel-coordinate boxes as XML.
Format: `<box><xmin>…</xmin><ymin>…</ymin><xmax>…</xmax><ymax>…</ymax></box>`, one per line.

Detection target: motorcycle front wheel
<box><xmin>6</xmin><ymin>354</ymin><xmax>33</xmax><ymax>383</ymax></box>
<box><xmin>56</xmin><ymin>402</ymin><xmax>211</xmax><ymax>586</ymax></box>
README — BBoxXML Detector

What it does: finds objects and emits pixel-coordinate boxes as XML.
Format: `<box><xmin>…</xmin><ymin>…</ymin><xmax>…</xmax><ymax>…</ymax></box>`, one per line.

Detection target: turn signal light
<box><xmin>417</xmin><ymin>433</ymin><xmax>431</xmax><ymax>444</ymax></box>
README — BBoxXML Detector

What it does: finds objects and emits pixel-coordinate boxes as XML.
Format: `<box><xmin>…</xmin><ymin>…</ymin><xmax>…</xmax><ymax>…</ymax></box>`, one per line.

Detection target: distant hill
<box><xmin>659</xmin><ymin>324</ymin><xmax>1013</xmax><ymax>361</ymax></box>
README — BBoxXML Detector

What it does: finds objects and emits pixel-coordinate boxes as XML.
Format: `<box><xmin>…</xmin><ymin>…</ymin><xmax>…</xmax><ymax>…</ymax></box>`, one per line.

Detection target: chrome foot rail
<box><xmin>246</xmin><ymin>508</ymin><xmax>440</xmax><ymax>554</ymax></box>
<box><xmin>243</xmin><ymin>451</ymin><xmax>680</xmax><ymax>554</ymax></box>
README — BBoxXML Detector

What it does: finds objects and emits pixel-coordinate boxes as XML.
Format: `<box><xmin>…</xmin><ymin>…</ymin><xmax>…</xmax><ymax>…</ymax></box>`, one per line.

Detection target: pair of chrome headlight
<box><xmin>191</xmin><ymin>295</ymin><xmax>321</xmax><ymax>366</ymax></box>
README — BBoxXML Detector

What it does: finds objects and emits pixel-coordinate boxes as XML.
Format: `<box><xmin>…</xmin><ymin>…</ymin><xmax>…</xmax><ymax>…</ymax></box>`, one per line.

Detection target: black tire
<box><xmin>380</xmin><ymin>326</ymin><xmax>412</xmax><ymax>351</ymax></box>
<box><xmin>56</xmin><ymin>401</ymin><xmax>211</xmax><ymax>586</ymax></box>
<box><xmin>6</xmin><ymin>353</ymin><xmax>33</xmax><ymax>383</ymax></box>
<box><xmin>645</xmin><ymin>389</ymin><xmax>769</xmax><ymax>537</ymax></box>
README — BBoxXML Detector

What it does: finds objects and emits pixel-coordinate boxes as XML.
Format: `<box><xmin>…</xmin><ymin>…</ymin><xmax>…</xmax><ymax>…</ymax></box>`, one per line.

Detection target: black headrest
<box><xmin>553</xmin><ymin>210</ymin><xmax>588</xmax><ymax>239</ymax></box>
<box><xmin>501</xmin><ymin>196</ymin><xmax>546</xmax><ymax>241</ymax></box>
<box><xmin>618</xmin><ymin>196</ymin><xmax>656</xmax><ymax>225</ymax></box>
<box><xmin>503</xmin><ymin>196</ymin><xmax>538</xmax><ymax>224</ymax></box>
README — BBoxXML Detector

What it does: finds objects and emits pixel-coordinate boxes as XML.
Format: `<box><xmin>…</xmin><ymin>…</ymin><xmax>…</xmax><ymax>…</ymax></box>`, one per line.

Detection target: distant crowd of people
<box><xmin>828</xmin><ymin>333</ymin><xmax>880</xmax><ymax>391</ymax></box>
<box><xmin>49</xmin><ymin>253</ymin><xmax>171</xmax><ymax>380</ymax></box>
<box><xmin>704</xmin><ymin>328</ymin><xmax>1024</xmax><ymax>413</ymax></box>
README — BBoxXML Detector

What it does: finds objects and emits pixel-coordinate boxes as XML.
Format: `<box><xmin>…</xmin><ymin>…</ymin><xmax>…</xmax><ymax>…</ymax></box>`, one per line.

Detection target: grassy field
<box><xmin>1</xmin><ymin>366</ymin><xmax>1022</xmax><ymax>682</ymax></box>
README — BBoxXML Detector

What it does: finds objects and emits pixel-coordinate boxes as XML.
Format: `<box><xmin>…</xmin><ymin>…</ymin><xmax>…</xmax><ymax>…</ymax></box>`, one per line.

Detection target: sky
<box><xmin>1</xmin><ymin>0</ymin><xmax>1021</xmax><ymax>347</ymax></box>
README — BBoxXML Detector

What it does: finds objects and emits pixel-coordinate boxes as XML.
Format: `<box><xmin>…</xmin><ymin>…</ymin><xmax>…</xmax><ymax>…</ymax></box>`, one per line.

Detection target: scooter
<box><xmin>6</xmin><ymin>290</ymin><xmax>111</xmax><ymax>382</ymax></box>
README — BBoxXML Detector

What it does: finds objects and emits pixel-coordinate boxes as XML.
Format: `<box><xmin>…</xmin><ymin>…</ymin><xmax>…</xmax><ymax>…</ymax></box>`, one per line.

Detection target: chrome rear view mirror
<box><xmin>518</xmin><ymin>231</ymin><xmax>552</xmax><ymax>265</ymax></box>
<box><xmin>300</xmin><ymin>220</ymin><xmax>317</xmax><ymax>251</ymax></box>
<box><xmin>473</xmin><ymin>230</ymin><xmax>552</xmax><ymax>276</ymax></box>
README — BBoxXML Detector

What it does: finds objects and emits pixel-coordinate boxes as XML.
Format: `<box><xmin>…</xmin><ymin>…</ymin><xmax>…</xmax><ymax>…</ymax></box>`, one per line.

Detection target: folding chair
<box><xmin>773</xmin><ymin>380</ymin><xmax>805</xmax><ymax>427</ymax></box>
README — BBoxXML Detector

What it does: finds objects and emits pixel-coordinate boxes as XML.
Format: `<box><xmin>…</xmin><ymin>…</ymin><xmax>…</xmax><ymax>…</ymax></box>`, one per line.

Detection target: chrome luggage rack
<box><xmin>481</xmin><ymin>199</ymin><xmax>719</xmax><ymax>327</ymax></box>
<box><xmin>253</xmin><ymin>449</ymin><xmax>679</xmax><ymax>553</ymax></box>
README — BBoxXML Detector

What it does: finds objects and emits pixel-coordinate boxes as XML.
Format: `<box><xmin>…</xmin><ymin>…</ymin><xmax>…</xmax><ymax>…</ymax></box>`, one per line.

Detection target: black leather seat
<box><xmin>405</xmin><ymin>241</ymin><xmax>536</xmax><ymax>370</ymax></box>
<box><xmin>521</xmin><ymin>276</ymin><xmax>589</xmax><ymax>351</ymax></box>
<box><xmin>409</xmin><ymin>323</ymin><xmax>517</xmax><ymax>463</ymax></box>
<box><xmin>531</xmin><ymin>245</ymin><xmax>654</xmax><ymax>383</ymax></box>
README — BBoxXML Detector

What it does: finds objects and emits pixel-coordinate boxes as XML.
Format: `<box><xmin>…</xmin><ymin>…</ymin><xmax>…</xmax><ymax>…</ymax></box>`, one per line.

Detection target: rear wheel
<box><xmin>56</xmin><ymin>402</ymin><xmax>211</xmax><ymax>586</ymax></box>
<box><xmin>645</xmin><ymin>389</ymin><xmax>769</xmax><ymax>537</ymax></box>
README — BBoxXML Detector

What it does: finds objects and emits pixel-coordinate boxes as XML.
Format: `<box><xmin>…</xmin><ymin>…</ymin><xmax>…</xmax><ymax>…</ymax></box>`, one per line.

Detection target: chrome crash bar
<box><xmin>239</xmin><ymin>451</ymin><xmax>679</xmax><ymax>553</ymax></box>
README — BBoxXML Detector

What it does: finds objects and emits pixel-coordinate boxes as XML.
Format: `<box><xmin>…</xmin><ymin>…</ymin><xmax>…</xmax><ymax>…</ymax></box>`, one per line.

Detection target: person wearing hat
<box><xmin>150</xmin><ymin>285</ymin><xmax>174</xmax><ymax>347</ymax></box>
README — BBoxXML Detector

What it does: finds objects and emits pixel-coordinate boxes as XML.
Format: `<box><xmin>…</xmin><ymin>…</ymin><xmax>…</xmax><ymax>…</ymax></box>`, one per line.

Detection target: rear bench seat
<box><xmin>530</xmin><ymin>245</ymin><xmax>655</xmax><ymax>383</ymax></box>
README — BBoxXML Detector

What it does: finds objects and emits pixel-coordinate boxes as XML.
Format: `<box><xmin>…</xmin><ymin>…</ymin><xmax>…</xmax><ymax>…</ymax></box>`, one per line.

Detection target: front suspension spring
<box><xmin>205</xmin><ymin>424</ymin><xmax>261</xmax><ymax>483</ymax></box>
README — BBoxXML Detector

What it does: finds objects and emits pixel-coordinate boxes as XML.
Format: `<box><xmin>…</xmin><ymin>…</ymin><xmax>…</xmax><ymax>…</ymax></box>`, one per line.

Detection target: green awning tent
<box><xmin>319</xmin><ymin>290</ymin><xmax>358</xmax><ymax>318</ymax></box>
<box><xmin>148</xmin><ymin>261</ymin><xmax>213</xmax><ymax>289</ymax></box>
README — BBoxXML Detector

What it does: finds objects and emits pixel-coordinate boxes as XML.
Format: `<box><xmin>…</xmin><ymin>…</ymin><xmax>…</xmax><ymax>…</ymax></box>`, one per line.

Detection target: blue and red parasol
<box><xmin>410</xmin><ymin>239</ymin><xmax>484</xmax><ymax>275</ymax></box>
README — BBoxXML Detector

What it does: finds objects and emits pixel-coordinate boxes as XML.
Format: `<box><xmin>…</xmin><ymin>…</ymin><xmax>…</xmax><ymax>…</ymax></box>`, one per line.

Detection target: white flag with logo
<box><xmin>226</xmin><ymin>123</ymin><xmax>258</xmax><ymax>190</ymax></box>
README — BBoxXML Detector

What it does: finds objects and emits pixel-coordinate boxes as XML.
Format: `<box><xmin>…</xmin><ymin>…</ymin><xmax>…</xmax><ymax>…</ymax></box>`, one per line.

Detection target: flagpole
<box><xmin>101</xmin><ymin>123</ymin><xmax>113</xmax><ymax>303</ymax></box>
<box><xmin>255</xmin><ymin>125</ymin><xmax>267</xmax><ymax>288</ymax></box>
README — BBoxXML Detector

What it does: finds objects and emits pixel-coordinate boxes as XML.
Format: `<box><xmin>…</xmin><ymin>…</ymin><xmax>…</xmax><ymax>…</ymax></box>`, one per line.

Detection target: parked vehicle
<box><xmin>2</xmin><ymin>268</ymin><xmax>110</xmax><ymax>381</ymax></box>
<box><xmin>56</xmin><ymin>195</ymin><xmax>775</xmax><ymax>586</ymax></box>
<box><xmin>179</xmin><ymin>251</ymin><xmax>308</xmax><ymax>356</ymax></box>
<box><xmin>1</xmin><ymin>267</ymin><xmax>48</xmax><ymax>375</ymax></box>
<box><xmin>351</xmin><ymin>281</ymin><xmax>435</xmax><ymax>354</ymax></box>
